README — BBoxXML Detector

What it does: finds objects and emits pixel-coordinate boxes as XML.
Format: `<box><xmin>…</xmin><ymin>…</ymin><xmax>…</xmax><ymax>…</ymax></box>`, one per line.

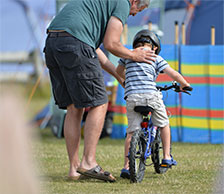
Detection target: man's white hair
<box><xmin>137</xmin><ymin>0</ymin><xmax>150</xmax><ymax>8</ymax></box>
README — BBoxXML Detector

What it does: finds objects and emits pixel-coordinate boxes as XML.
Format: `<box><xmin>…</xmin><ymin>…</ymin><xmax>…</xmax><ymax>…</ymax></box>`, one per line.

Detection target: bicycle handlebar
<box><xmin>156</xmin><ymin>81</ymin><xmax>193</xmax><ymax>95</ymax></box>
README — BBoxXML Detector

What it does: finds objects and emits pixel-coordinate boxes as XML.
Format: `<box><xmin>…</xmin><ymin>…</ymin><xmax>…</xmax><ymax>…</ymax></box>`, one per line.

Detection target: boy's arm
<box><xmin>163</xmin><ymin>66</ymin><xmax>190</xmax><ymax>89</ymax></box>
<box><xmin>116</xmin><ymin>64</ymin><xmax>126</xmax><ymax>80</ymax></box>
<box><xmin>96</xmin><ymin>48</ymin><xmax>124</xmax><ymax>87</ymax></box>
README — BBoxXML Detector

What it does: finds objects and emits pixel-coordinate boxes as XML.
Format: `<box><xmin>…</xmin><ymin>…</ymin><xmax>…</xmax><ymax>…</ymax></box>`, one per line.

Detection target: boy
<box><xmin>116</xmin><ymin>29</ymin><xmax>191</xmax><ymax>178</ymax></box>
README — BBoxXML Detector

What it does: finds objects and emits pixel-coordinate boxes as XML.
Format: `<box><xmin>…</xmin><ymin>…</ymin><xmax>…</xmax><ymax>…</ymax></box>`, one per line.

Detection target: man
<box><xmin>44</xmin><ymin>0</ymin><xmax>154</xmax><ymax>182</ymax></box>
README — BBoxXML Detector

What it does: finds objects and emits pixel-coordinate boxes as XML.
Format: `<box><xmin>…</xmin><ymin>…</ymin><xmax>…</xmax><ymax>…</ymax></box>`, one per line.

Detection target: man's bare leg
<box><xmin>80</xmin><ymin>103</ymin><xmax>108</xmax><ymax>169</ymax></box>
<box><xmin>160</xmin><ymin>124</ymin><xmax>171</xmax><ymax>160</ymax></box>
<box><xmin>64</xmin><ymin>104</ymin><xmax>84</xmax><ymax>177</ymax></box>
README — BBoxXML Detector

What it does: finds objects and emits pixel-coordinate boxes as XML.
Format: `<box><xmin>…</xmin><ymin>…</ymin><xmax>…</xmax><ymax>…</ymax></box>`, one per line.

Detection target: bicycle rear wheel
<box><xmin>129</xmin><ymin>130</ymin><xmax>146</xmax><ymax>183</ymax></box>
<box><xmin>151</xmin><ymin>129</ymin><xmax>168</xmax><ymax>174</ymax></box>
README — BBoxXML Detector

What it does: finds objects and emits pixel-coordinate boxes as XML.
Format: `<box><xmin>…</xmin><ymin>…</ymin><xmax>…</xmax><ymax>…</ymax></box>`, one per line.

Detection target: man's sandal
<box><xmin>77</xmin><ymin>165</ymin><xmax>116</xmax><ymax>182</ymax></box>
<box><xmin>67</xmin><ymin>174</ymin><xmax>89</xmax><ymax>181</ymax></box>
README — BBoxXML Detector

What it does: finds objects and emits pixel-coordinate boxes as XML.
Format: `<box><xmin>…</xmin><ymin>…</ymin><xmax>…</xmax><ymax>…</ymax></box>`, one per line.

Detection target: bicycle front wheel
<box><xmin>129</xmin><ymin>130</ymin><xmax>146</xmax><ymax>183</ymax></box>
<box><xmin>151</xmin><ymin>129</ymin><xmax>168</xmax><ymax>174</ymax></box>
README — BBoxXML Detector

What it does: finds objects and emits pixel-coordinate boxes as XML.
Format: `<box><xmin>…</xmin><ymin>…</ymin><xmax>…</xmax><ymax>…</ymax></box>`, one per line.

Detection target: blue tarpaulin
<box><xmin>111</xmin><ymin>45</ymin><xmax>224</xmax><ymax>144</ymax></box>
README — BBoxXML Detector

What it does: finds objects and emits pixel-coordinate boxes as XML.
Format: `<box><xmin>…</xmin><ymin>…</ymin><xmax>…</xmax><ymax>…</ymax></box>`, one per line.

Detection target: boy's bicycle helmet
<box><xmin>133</xmin><ymin>29</ymin><xmax>161</xmax><ymax>54</ymax></box>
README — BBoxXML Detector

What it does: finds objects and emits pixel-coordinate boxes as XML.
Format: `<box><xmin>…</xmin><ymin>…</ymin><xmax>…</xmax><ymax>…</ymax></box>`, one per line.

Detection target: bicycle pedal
<box><xmin>160</xmin><ymin>164</ymin><xmax>171</xmax><ymax>168</ymax></box>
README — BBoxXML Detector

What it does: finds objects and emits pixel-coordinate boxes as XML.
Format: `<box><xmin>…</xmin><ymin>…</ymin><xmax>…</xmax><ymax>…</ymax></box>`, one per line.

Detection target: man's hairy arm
<box><xmin>96</xmin><ymin>48</ymin><xmax>124</xmax><ymax>87</ymax></box>
<box><xmin>103</xmin><ymin>16</ymin><xmax>156</xmax><ymax>64</ymax></box>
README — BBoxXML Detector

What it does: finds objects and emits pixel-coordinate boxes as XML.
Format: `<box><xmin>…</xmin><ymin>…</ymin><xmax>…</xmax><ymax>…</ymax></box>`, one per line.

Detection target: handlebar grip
<box><xmin>182</xmin><ymin>86</ymin><xmax>193</xmax><ymax>91</ymax></box>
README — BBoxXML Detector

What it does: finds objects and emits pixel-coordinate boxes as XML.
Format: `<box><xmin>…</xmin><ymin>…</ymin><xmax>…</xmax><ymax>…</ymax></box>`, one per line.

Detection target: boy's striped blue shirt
<box><xmin>118</xmin><ymin>55</ymin><xmax>169</xmax><ymax>99</ymax></box>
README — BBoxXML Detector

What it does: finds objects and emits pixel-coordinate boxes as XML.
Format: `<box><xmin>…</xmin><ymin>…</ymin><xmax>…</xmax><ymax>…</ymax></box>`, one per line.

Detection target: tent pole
<box><xmin>183</xmin><ymin>0</ymin><xmax>199</xmax><ymax>44</ymax></box>
<box><xmin>175</xmin><ymin>21</ymin><xmax>179</xmax><ymax>45</ymax></box>
<box><xmin>13</xmin><ymin>0</ymin><xmax>44</xmax><ymax>84</ymax></box>
<box><xmin>181</xmin><ymin>23</ymin><xmax>186</xmax><ymax>45</ymax></box>
<box><xmin>211</xmin><ymin>26</ymin><xmax>215</xmax><ymax>45</ymax></box>
<box><xmin>174</xmin><ymin>21</ymin><xmax>182</xmax><ymax>142</ymax></box>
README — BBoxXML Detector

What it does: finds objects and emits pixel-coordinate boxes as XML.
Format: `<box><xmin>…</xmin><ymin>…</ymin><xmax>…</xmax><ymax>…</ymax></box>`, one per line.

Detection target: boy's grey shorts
<box><xmin>44</xmin><ymin>33</ymin><xmax>108</xmax><ymax>109</ymax></box>
<box><xmin>126</xmin><ymin>92</ymin><xmax>169</xmax><ymax>133</ymax></box>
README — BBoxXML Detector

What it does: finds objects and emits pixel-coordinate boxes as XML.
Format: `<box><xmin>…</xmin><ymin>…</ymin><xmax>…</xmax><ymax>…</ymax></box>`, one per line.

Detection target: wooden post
<box><xmin>181</xmin><ymin>22</ymin><xmax>186</xmax><ymax>45</ymax></box>
<box><xmin>148</xmin><ymin>21</ymin><xmax>152</xmax><ymax>31</ymax></box>
<box><xmin>211</xmin><ymin>26</ymin><xmax>215</xmax><ymax>45</ymax></box>
<box><xmin>32</xmin><ymin>49</ymin><xmax>44</xmax><ymax>85</ymax></box>
<box><xmin>0</xmin><ymin>51</ymin><xmax>44</xmax><ymax>83</ymax></box>
<box><xmin>175</xmin><ymin>21</ymin><xmax>179</xmax><ymax>45</ymax></box>
<box><xmin>0</xmin><ymin>52</ymin><xmax>30</xmax><ymax>63</ymax></box>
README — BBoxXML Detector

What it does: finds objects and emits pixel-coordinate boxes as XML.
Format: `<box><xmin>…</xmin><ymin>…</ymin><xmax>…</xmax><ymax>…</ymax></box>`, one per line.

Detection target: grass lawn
<box><xmin>34</xmin><ymin>128</ymin><xmax>223</xmax><ymax>194</ymax></box>
<box><xmin>2</xmin><ymin>82</ymin><xmax>222</xmax><ymax>194</ymax></box>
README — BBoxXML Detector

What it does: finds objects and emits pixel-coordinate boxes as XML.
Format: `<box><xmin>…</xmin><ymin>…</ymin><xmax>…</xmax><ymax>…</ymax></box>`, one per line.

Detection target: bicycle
<box><xmin>128</xmin><ymin>81</ymin><xmax>193</xmax><ymax>183</ymax></box>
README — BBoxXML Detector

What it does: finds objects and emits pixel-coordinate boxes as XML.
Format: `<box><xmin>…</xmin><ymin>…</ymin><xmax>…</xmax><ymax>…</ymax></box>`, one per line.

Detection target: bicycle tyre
<box><xmin>129</xmin><ymin>130</ymin><xmax>146</xmax><ymax>183</ymax></box>
<box><xmin>151</xmin><ymin>129</ymin><xmax>168</xmax><ymax>174</ymax></box>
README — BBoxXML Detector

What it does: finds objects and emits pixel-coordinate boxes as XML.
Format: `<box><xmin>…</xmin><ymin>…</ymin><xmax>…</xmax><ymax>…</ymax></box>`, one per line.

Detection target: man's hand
<box><xmin>103</xmin><ymin>17</ymin><xmax>157</xmax><ymax>64</ymax></box>
<box><xmin>131</xmin><ymin>48</ymin><xmax>157</xmax><ymax>64</ymax></box>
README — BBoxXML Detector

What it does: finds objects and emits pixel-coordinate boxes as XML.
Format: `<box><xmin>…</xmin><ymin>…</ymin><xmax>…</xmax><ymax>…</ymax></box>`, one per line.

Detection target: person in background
<box><xmin>44</xmin><ymin>0</ymin><xmax>155</xmax><ymax>182</ymax></box>
<box><xmin>0</xmin><ymin>90</ymin><xmax>40</xmax><ymax>194</ymax></box>
<box><xmin>116</xmin><ymin>29</ymin><xmax>191</xmax><ymax>179</ymax></box>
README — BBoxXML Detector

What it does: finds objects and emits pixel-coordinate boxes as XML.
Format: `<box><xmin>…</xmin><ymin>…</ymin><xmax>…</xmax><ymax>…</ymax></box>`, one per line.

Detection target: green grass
<box><xmin>5</xmin><ymin>81</ymin><xmax>222</xmax><ymax>194</ymax></box>
<box><xmin>34</xmin><ymin>129</ymin><xmax>223</xmax><ymax>194</ymax></box>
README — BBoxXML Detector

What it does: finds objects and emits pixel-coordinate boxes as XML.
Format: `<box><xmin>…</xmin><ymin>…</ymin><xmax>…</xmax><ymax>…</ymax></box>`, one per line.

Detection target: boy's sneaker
<box><xmin>120</xmin><ymin>168</ymin><xmax>130</xmax><ymax>179</ymax></box>
<box><xmin>161</xmin><ymin>156</ymin><xmax>177</xmax><ymax>168</ymax></box>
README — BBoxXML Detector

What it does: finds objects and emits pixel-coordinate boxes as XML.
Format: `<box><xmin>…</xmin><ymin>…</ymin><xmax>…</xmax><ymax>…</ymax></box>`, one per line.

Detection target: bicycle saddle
<box><xmin>134</xmin><ymin>106</ymin><xmax>154</xmax><ymax>116</ymax></box>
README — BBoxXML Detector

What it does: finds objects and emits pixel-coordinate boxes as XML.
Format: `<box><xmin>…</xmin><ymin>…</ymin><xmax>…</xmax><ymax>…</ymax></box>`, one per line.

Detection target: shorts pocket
<box><xmin>75</xmin><ymin>79</ymin><xmax>95</xmax><ymax>103</ymax></box>
<box><xmin>55</xmin><ymin>45</ymin><xmax>80</xmax><ymax>69</ymax></box>
<box><xmin>56</xmin><ymin>45</ymin><xmax>78</xmax><ymax>52</ymax></box>
<box><xmin>92</xmin><ymin>78</ymin><xmax>107</xmax><ymax>100</ymax></box>
<box><xmin>81</xmin><ymin>44</ymin><xmax>97</xmax><ymax>59</ymax></box>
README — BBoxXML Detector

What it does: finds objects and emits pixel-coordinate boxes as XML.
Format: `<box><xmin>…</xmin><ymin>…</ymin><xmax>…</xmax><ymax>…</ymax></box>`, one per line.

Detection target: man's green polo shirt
<box><xmin>48</xmin><ymin>0</ymin><xmax>131</xmax><ymax>49</ymax></box>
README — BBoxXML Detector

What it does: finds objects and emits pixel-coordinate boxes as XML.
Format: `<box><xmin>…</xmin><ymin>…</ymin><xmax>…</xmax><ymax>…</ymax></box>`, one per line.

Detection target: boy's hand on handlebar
<box><xmin>180</xmin><ymin>84</ymin><xmax>193</xmax><ymax>95</ymax></box>
<box><xmin>180</xmin><ymin>84</ymin><xmax>193</xmax><ymax>92</ymax></box>
<box><xmin>182</xmin><ymin>86</ymin><xmax>193</xmax><ymax>91</ymax></box>
<box><xmin>131</xmin><ymin>48</ymin><xmax>157</xmax><ymax>64</ymax></box>
<box><xmin>157</xmin><ymin>82</ymin><xmax>193</xmax><ymax>95</ymax></box>
<box><xmin>170</xmin><ymin>82</ymin><xmax>193</xmax><ymax>95</ymax></box>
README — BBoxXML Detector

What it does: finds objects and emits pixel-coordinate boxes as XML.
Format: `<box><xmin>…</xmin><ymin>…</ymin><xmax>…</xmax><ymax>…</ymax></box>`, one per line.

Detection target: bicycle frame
<box><xmin>141</xmin><ymin>116</ymin><xmax>158</xmax><ymax>162</ymax></box>
<box><xmin>142</xmin><ymin>81</ymin><xmax>193</xmax><ymax>161</ymax></box>
<box><xmin>128</xmin><ymin>82</ymin><xmax>193</xmax><ymax>182</ymax></box>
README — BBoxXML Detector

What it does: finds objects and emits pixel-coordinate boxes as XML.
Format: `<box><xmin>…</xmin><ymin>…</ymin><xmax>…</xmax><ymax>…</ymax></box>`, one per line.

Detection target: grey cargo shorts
<box><xmin>126</xmin><ymin>92</ymin><xmax>169</xmax><ymax>133</ymax></box>
<box><xmin>44</xmin><ymin>32</ymin><xmax>108</xmax><ymax>109</ymax></box>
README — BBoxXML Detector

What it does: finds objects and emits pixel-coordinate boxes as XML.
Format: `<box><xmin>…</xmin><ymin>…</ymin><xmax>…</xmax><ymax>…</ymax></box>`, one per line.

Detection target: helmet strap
<box><xmin>151</xmin><ymin>45</ymin><xmax>154</xmax><ymax>50</ymax></box>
